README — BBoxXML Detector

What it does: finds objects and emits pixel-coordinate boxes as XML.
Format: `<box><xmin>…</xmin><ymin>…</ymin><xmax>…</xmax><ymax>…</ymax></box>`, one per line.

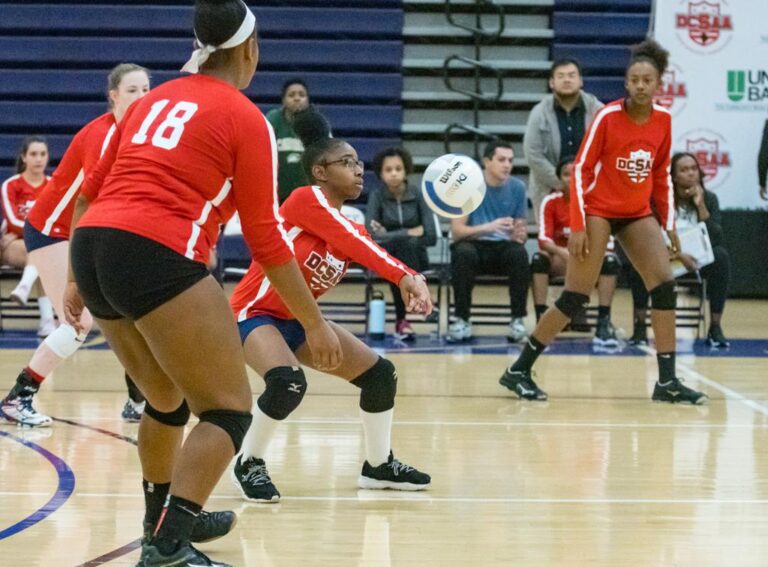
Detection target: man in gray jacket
<box><xmin>524</xmin><ymin>58</ymin><xmax>603</xmax><ymax>220</ymax></box>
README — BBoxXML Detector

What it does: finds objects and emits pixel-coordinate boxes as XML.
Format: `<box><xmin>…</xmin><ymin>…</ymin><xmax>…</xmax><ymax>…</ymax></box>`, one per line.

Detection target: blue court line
<box><xmin>0</xmin><ymin>430</ymin><xmax>76</xmax><ymax>540</ymax></box>
<box><xmin>1</xmin><ymin>330</ymin><xmax>766</xmax><ymax>357</ymax></box>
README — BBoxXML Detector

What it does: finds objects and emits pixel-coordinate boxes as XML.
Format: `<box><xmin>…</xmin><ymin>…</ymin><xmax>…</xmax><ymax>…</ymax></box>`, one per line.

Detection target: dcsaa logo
<box><xmin>654</xmin><ymin>65</ymin><xmax>688</xmax><ymax>116</ymax></box>
<box><xmin>616</xmin><ymin>149</ymin><xmax>654</xmax><ymax>184</ymax></box>
<box><xmin>675</xmin><ymin>0</ymin><xmax>733</xmax><ymax>53</ymax></box>
<box><xmin>679</xmin><ymin>129</ymin><xmax>732</xmax><ymax>189</ymax></box>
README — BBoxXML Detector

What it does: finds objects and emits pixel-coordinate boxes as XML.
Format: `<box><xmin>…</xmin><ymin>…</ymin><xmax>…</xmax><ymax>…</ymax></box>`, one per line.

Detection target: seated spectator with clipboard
<box><xmin>628</xmin><ymin>153</ymin><xmax>731</xmax><ymax>348</ymax></box>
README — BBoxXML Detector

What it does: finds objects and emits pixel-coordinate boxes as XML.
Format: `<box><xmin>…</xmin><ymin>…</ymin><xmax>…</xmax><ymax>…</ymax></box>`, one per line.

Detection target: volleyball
<box><xmin>421</xmin><ymin>154</ymin><xmax>486</xmax><ymax>219</ymax></box>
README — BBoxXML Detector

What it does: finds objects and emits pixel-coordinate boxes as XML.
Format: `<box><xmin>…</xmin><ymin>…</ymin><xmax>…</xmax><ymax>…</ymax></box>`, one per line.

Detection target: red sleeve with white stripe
<box><xmin>231</xmin><ymin>112</ymin><xmax>294</xmax><ymax>268</ymax></box>
<box><xmin>651</xmin><ymin>116</ymin><xmax>675</xmax><ymax>231</ymax></box>
<box><xmin>538</xmin><ymin>194</ymin><xmax>555</xmax><ymax>247</ymax></box>
<box><xmin>80</xmin><ymin>123</ymin><xmax>121</xmax><ymax>203</ymax></box>
<box><xmin>570</xmin><ymin>109</ymin><xmax>609</xmax><ymax>232</ymax></box>
<box><xmin>1</xmin><ymin>177</ymin><xmax>24</xmax><ymax>232</ymax></box>
<box><xmin>284</xmin><ymin>186</ymin><xmax>415</xmax><ymax>285</ymax></box>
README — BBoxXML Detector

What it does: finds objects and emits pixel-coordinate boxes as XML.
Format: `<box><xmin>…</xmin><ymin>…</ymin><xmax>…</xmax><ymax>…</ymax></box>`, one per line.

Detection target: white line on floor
<box><xmin>2</xmin><ymin>490</ymin><xmax>767</xmax><ymax>505</ymax></box>
<box><xmin>47</xmin><ymin>417</ymin><xmax>764</xmax><ymax>429</ymax></box>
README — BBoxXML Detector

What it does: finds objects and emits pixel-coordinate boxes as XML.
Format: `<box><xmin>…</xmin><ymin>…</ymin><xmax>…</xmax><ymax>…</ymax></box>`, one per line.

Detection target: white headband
<box><xmin>181</xmin><ymin>6</ymin><xmax>256</xmax><ymax>74</ymax></box>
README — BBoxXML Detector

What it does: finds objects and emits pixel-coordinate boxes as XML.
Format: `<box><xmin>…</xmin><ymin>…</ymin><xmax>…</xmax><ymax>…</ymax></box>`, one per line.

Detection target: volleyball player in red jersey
<box><xmin>532</xmin><ymin>156</ymin><xmax>620</xmax><ymax>346</ymax></box>
<box><xmin>1</xmin><ymin>137</ymin><xmax>56</xmax><ymax>336</ymax></box>
<box><xmin>229</xmin><ymin>109</ymin><xmax>432</xmax><ymax>502</ymax></box>
<box><xmin>0</xmin><ymin>64</ymin><xmax>150</xmax><ymax>428</ymax></box>
<box><xmin>64</xmin><ymin>2</ymin><xmax>342</xmax><ymax>565</ymax></box>
<box><xmin>500</xmin><ymin>40</ymin><xmax>707</xmax><ymax>405</ymax></box>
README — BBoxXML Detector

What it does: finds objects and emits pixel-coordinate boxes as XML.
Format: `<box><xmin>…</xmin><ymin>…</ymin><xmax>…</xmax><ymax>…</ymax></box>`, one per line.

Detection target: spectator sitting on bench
<box><xmin>0</xmin><ymin>136</ymin><xmax>56</xmax><ymax>337</ymax></box>
<box><xmin>366</xmin><ymin>147</ymin><xmax>436</xmax><ymax>341</ymax></box>
<box><xmin>448</xmin><ymin>140</ymin><xmax>530</xmax><ymax>343</ymax></box>
<box><xmin>628</xmin><ymin>152</ymin><xmax>731</xmax><ymax>348</ymax></box>
<box><xmin>532</xmin><ymin>156</ymin><xmax>621</xmax><ymax>346</ymax></box>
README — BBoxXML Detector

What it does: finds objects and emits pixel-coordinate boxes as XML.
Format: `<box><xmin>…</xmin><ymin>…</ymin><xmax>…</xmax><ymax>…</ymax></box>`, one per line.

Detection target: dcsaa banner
<box><xmin>654</xmin><ymin>0</ymin><xmax>768</xmax><ymax>209</ymax></box>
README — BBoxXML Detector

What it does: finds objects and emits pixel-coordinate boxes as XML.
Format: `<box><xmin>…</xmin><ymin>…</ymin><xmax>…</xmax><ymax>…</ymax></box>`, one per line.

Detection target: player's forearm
<box><xmin>452</xmin><ymin>222</ymin><xmax>488</xmax><ymax>241</ymax></box>
<box><xmin>67</xmin><ymin>195</ymin><xmax>90</xmax><ymax>283</ymax></box>
<box><xmin>262</xmin><ymin>260</ymin><xmax>325</xmax><ymax>329</ymax></box>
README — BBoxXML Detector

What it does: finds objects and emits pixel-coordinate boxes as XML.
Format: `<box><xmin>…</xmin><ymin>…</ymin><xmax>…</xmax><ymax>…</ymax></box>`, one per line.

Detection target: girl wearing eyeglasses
<box><xmin>229</xmin><ymin>107</ymin><xmax>432</xmax><ymax>502</ymax></box>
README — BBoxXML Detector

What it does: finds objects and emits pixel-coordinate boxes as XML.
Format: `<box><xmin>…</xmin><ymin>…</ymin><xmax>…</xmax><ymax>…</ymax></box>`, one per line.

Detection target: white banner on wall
<box><xmin>653</xmin><ymin>0</ymin><xmax>768</xmax><ymax>209</ymax></box>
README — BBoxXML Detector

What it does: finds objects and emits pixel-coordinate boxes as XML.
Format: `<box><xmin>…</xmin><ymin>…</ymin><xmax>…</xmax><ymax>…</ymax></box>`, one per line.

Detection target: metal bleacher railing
<box><xmin>441</xmin><ymin>0</ymin><xmax>506</xmax><ymax>160</ymax></box>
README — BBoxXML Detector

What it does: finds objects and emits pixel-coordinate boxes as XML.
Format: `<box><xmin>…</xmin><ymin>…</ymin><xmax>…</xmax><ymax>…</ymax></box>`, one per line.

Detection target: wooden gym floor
<box><xmin>1</xmin><ymin>289</ymin><xmax>767</xmax><ymax>566</ymax></box>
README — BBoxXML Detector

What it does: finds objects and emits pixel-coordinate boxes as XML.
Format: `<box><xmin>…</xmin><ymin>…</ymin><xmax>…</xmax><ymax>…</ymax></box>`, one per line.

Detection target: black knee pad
<box><xmin>600</xmin><ymin>254</ymin><xmax>620</xmax><ymax>276</ymax></box>
<box><xmin>144</xmin><ymin>399</ymin><xmax>190</xmax><ymax>427</ymax></box>
<box><xmin>351</xmin><ymin>357</ymin><xmax>397</xmax><ymax>413</ymax></box>
<box><xmin>257</xmin><ymin>366</ymin><xmax>307</xmax><ymax>421</ymax></box>
<box><xmin>198</xmin><ymin>409</ymin><xmax>252</xmax><ymax>453</ymax></box>
<box><xmin>530</xmin><ymin>252</ymin><xmax>551</xmax><ymax>274</ymax></box>
<box><xmin>554</xmin><ymin>290</ymin><xmax>590</xmax><ymax>319</ymax></box>
<box><xmin>650</xmin><ymin>280</ymin><xmax>676</xmax><ymax>310</ymax></box>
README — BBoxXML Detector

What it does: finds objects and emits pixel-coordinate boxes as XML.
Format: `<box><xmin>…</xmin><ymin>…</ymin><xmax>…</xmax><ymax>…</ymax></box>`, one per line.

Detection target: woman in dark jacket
<box><xmin>365</xmin><ymin>147</ymin><xmax>437</xmax><ymax>340</ymax></box>
<box><xmin>629</xmin><ymin>152</ymin><xmax>731</xmax><ymax>347</ymax></box>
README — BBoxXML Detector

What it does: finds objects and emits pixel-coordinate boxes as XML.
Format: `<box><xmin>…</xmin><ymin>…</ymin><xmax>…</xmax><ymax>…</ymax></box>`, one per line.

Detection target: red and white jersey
<box><xmin>538</xmin><ymin>191</ymin><xmax>570</xmax><ymax>249</ymax></box>
<box><xmin>231</xmin><ymin>185</ymin><xmax>415</xmax><ymax>322</ymax></box>
<box><xmin>78</xmin><ymin>74</ymin><xmax>292</xmax><ymax>267</ymax></box>
<box><xmin>26</xmin><ymin>113</ymin><xmax>116</xmax><ymax>239</ymax></box>
<box><xmin>571</xmin><ymin>100</ymin><xmax>674</xmax><ymax>232</ymax></box>
<box><xmin>1</xmin><ymin>174</ymin><xmax>49</xmax><ymax>237</ymax></box>
<box><xmin>539</xmin><ymin>190</ymin><xmax>614</xmax><ymax>252</ymax></box>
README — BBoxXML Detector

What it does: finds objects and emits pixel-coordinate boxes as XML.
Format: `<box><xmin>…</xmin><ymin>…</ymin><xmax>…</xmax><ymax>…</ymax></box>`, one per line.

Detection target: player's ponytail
<box><xmin>293</xmin><ymin>107</ymin><xmax>346</xmax><ymax>183</ymax></box>
<box><xmin>629</xmin><ymin>39</ymin><xmax>669</xmax><ymax>76</ymax></box>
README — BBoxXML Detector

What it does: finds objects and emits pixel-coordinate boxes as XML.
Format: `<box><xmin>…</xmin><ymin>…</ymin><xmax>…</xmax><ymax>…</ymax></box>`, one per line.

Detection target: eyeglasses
<box><xmin>322</xmin><ymin>157</ymin><xmax>364</xmax><ymax>170</ymax></box>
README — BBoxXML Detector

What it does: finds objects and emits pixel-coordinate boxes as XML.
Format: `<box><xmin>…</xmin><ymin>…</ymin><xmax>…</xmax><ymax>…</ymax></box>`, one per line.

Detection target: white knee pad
<box><xmin>44</xmin><ymin>324</ymin><xmax>87</xmax><ymax>358</ymax></box>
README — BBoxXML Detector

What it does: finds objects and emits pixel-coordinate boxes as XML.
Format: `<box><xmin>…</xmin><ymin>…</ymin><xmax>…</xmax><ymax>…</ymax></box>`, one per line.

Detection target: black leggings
<box><xmin>629</xmin><ymin>244</ymin><xmax>730</xmax><ymax>315</ymax></box>
<box><xmin>379</xmin><ymin>236</ymin><xmax>429</xmax><ymax>320</ymax></box>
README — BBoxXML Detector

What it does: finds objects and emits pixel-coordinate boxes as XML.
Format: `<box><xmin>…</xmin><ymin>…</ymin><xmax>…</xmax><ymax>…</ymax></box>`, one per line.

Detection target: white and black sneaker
<box><xmin>593</xmin><ymin>319</ymin><xmax>619</xmax><ymax>347</ymax></box>
<box><xmin>446</xmin><ymin>318</ymin><xmax>472</xmax><ymax>343</ymax></box>
<box><xmin>499</xmin><ymin>368</ymin><xmax>548</xmax><ymax>401</ymax></box>
<box><xmin>358</xmin><ymin>451</ymin><xmax>430</xmax><ymax>491</ymax></box>
<box><xmin>0</xmin><ymin>395</ymin><xmax>52</xmax><ymax>427</ymax></box>
<box><xmin>136</xmin><ymin>541</ymin><xmax>230</xmax><ymax>567</ymax></box>
<box><xmin>652</xmin><ymin>377</ymin><xmax>708</xmax><ymax>405</ymax></box>
<box><xmin>231</xmin><ymin>455</ymin><xmax>280</xmax><ymax>503</ymax></box>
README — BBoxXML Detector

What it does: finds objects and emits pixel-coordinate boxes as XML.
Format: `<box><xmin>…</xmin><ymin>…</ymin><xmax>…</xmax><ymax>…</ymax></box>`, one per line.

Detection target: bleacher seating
<box><xmin>553</xmin><ymin>0</ymin><xmax>651</xmax><ymax>102</ymax></box>
<box><xmin>0</xmin><ymin>2</ymin><xmax>405</xmax><ymax>190</ymax></box>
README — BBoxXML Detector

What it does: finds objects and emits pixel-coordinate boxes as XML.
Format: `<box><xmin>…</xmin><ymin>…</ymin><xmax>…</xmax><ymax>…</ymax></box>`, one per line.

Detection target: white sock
<box><xmin>18</xmin><ymin>264</ymin><xmax>39</xmax><ymax>290</ymax></box>
<box><xmin>241</xmin><ymin>402</ymin><xmax>281</xmax><ymax>460</ymax></box>
<box><xmin>37</xmin><ymin>296</ymin><xmax>54</xmax><ymax>322</ymax></box>
<box><xmin>360</xmin><ymin>408</ymin><xmax>393</xmax><ymax>467</ymax></box>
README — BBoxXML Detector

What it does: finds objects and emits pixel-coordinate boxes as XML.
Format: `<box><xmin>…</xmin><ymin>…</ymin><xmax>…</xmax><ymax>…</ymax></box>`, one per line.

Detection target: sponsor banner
<box><xmin>655</xmin><ymin>0</ymin><xmax>768</xmax><ymax>209</ymax></box>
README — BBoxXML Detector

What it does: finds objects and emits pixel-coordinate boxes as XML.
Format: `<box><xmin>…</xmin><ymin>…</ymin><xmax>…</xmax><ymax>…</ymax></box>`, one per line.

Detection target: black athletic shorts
<box><xmin>604</xmin><ymin>215</ymin><xmax>653</xmax><ymax>236</ymax></box>
<box><xmin>71</xmin><ymin>227</ymin><xmax>209</xmax><ymax>320</ymax></box>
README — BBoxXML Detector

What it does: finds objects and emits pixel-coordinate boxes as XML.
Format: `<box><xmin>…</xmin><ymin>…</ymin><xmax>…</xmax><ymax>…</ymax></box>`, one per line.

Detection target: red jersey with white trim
<box><xmin>77</xmin><ymin>74</ymin><xmax>292</xmax><ymax>267</ymax></box>
<box><xmin>538</xmin><ymin>191</ymin><xmax>570</xmax><ymax>249</ymax></box>
<box><xmin>1</xmin><ymin>175</ymin><xmax>49</xmax><ymax>237</ymax></box>
<box><xmin>231</xmin><ymin>185</ymin><xmax>415</xmax><ymax>322</ymax></box>
<box><xmin>26</xmin><ymin>113</ymin><xmax>116</xmax><ymax>239</ymax></box>
<box><xmin>571</xmin><ymin>100</ymin><xmax>674</xmax><ymax>232</ymax></box>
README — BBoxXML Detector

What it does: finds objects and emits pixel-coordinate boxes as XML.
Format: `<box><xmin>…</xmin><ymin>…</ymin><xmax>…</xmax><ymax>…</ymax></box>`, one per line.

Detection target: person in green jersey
<box><xmin>266</xmin><ymin>78</ymin><xmax>311</xmax><ymax>202</ymax></box>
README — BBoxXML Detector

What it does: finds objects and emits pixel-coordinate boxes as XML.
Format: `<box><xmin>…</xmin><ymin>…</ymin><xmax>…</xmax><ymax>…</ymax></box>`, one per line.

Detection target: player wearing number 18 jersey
<box><xmin>64</xmin><ymin>2</ymin><xmax>342</xmax><ymax>565</ymax></box>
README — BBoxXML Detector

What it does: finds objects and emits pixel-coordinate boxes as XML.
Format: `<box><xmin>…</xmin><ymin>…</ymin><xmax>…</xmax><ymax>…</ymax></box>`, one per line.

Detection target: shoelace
<box><xmin>387</xmin><ymin>458</ymin><xmax>415</xmax><ymax>476</ymax></box>
<box><xmin>18</xmin><ymin>396</ymin><xmax>37</xmax><ymax>415</ymax></box>
<box><xmin>243</xmin><ymin>460</ymin><xmax>271</xmax><ymax>485</ymax></box>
